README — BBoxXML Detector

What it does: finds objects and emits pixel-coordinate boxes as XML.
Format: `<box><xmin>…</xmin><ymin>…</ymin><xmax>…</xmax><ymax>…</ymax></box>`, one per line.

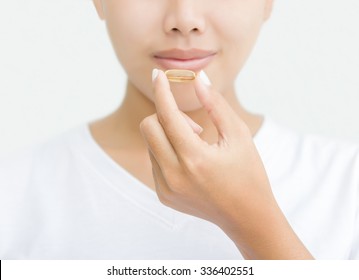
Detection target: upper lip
<box><xmin>153</xmin><ymin>48</ymin><xmax>216</xmax><ymax>60</ymax></box>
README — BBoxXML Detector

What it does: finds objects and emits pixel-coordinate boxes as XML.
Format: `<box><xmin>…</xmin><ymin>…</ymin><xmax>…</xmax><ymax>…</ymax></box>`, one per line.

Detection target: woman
<box><xmin>0</xmin><ymin>0</ymin><xmax>357</xmax><ymax>259</ymax></box>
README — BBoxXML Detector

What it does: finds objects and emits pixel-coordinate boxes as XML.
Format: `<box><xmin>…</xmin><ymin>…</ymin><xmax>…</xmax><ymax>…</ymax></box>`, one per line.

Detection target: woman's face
<box><xmin>93</xmin><ymin>0</ymin><xmax>273</xmax><ymax>111</ymax></box>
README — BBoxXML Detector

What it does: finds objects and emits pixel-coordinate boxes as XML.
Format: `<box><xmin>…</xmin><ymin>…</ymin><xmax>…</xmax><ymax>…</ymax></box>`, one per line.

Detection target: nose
<box><xmin>163</xmin><ymin>0</ymin><xmax>206</xmax><ymax>36</ymax></box>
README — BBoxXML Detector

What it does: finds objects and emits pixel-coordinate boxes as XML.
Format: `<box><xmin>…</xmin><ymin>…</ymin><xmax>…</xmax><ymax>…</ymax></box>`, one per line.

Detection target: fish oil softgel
<box><xmin>165</xmin><ymin>69</ymin><xmax>196</xmax><ymax>83</ymax></box>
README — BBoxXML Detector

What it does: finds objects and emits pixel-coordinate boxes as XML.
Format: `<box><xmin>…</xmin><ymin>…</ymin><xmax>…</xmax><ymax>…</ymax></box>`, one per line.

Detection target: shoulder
<box><xmin>256</xmin><ymin>117</ymin><xmax>359</xmax><ymax>176</ymax></box>
<box><xmin>256</xmin><ymin>117</ymin><xmax>359</xmax><ymax>212</ymax></box>
<box><xmin>0</xmin><ymin>124</ymin><xmax>89</xmax><ymax>192</ymax></box>
<box><xmin>0</xmin><ymin>124</ymin><xmax>91</xmax><ymax>228</ymax></box>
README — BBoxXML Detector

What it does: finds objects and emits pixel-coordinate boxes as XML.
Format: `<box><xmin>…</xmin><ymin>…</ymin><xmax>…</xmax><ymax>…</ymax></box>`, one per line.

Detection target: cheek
<box><xmin>106</xmin><ymin>20</ymin><xmax>147</xmax><ymax>73</ymax></box>
<box><xmin>104</xmin><ymin>9</ymin><xmax>156</xmax><ymax>99</ymax></box>
<box><xmin>211</xmin><ymin>11</ymin><xmax>263</xmax><ymax>90</ymax></box>
<box><xmin>104</xmin><ymin>2</ymin><xmax>162</xmax><ymax>75</ymax></box>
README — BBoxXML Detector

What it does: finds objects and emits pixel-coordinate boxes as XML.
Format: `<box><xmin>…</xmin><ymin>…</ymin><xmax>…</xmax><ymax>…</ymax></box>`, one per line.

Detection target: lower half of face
<box><xmin>103</xmin><ymin>0</ymin><xmax>267</xmax><ymax>112</ymax></box>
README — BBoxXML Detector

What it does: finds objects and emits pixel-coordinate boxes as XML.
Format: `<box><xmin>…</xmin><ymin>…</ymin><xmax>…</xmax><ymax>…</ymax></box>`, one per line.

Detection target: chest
<box><xmin>104</xmin><ymin>147</ymin><xmax>157</xmax><ymax>191</ymax></box>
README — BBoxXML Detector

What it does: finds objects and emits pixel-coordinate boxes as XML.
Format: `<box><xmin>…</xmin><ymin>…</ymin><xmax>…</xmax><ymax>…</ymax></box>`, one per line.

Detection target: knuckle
<box><xmin>157</xmin><ymin>108</ymin><xmax>179</xmax><ymax>129</ymax></box>
<box><xmin>183</xmin><ymin>155</ymin><xmax>208</xmax><ymax>176</ymax></box>
<box><xmin>140</xmin><ymin>114</ymin><xmax>157</xmax><ymax>133</ymax></box>
<box><xmin>156</xmin><ymin>189</ymin><xmax>173</xmax><ymax>207</ymax></box>
<box><xmin>156</xmin><ymin>110</ymin><xmax>167</xmax><ymax>126</ymax></box>
<box><xmin>165</xmin><ymin>174</ymin><xmax>184</xmax><ymax>191</ymax></box>
<box><xmin>163</xmin><ymin>171</ymin><xmax>190</xmax><ymax>196</ymax></box>
<box><xmin>140</xmin><ymin>116</ymin><xmax>164</xmax><ymax>150</ymax></box>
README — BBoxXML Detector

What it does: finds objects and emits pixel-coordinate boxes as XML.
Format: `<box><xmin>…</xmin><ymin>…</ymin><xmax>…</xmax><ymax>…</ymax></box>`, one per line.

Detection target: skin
<box><xmin>91</xmin><ymin>0</ymin><xmax>314</xmax><ymax>259</ymax></box>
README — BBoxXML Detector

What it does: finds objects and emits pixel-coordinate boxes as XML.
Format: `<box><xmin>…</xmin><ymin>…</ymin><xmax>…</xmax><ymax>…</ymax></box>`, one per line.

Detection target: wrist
<box><xmin>218</xmin><ymin>199</ymin><xmax>313</xmax><ymax>259</ymax></box>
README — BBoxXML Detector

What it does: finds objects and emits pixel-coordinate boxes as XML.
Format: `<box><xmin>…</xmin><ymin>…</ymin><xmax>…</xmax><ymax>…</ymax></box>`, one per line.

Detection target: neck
<box><xmin>89</xmin><ymin>80</ymin><xmax>263</xmax><ymax>150</ymax></box>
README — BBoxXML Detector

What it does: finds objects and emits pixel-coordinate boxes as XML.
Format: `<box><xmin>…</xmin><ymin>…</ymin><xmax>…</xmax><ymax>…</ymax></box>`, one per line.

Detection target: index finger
<box><xmin>152</xmin><ymin>69</ymin><xmax>201</xmax><ymax>157</ymax></box>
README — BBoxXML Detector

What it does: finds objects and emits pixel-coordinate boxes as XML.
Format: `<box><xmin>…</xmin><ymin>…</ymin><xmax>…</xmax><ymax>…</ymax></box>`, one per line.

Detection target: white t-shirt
<box><xmin>0</xmin><ymin>117</ymin><xmax>358</xmax><ymax>259</ymax></box>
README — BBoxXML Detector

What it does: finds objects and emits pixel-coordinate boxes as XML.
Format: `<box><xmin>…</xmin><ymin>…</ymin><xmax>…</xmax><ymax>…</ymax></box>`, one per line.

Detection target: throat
<box><xmin>103</xmin><ymin>146</ymin><xmax>157</xmax><ymax>191</ymax></box>
<box><xmin>89</xmin><ymin>114</ymin><xmax>157</xmax><ymax>192</ymax></box>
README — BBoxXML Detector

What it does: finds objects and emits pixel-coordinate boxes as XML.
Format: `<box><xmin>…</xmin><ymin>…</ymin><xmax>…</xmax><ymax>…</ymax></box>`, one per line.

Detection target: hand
<box><xmin>140</xmin><ymin>69</ymin><xmax>313</xmax><ymax>259</ymax></box>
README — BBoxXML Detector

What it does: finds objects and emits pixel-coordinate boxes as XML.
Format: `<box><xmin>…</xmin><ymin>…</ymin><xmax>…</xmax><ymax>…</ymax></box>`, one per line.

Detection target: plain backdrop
<box><xmin>0</xmin><ymin>0</ymin><xmax>358</xmax><ymax>156</ymax></box>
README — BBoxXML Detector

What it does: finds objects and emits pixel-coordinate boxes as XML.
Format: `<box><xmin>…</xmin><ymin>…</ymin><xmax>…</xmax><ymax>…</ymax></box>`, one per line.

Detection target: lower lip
<box><xmin>153</xmin><ymin>54</ymin><xmax>216</xmax><ymax>72</ymax></box>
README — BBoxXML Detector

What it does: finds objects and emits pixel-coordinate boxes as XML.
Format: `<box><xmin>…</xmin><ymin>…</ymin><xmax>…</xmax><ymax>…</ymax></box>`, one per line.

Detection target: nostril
<box><xmin>171</xmin><ymin>27</ymin><xmax>199</xmax><ymax>33</ymax></box>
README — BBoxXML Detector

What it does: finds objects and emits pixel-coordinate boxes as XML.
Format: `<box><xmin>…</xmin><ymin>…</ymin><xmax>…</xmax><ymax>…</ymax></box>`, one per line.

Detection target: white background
<box><xmin>0</xmin><ymin>0</ymin><xmax>358</xmax><ymax>156</ymax></box>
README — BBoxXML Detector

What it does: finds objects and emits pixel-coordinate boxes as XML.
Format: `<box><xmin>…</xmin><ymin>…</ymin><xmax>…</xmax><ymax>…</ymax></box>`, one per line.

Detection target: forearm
<box><xmin>220</xmin><ymin>202</ymin><xmax>314</xmax><ymax>260</ymax></box>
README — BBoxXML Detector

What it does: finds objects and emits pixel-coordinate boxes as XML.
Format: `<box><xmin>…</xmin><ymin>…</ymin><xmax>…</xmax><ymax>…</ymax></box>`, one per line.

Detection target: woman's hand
<box><xmin>140</xmin><ymin>69</ymin><xmax>313</xmax><ymax>259</ymax></box>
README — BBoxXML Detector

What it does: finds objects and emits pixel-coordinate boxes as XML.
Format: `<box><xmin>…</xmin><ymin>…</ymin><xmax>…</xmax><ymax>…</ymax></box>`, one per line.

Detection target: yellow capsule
<box><xmin>165</xmin><ymin>69</ymin><xmax>196</xmax><ymax>83</ymax></box>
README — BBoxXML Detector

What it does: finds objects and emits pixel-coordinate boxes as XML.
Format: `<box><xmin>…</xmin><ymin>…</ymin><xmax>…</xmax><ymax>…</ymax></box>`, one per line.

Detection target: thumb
<box><xmin>194</xmin><ymin>71</ymin><xmax>242</xmax><ymax>142</ymax></box>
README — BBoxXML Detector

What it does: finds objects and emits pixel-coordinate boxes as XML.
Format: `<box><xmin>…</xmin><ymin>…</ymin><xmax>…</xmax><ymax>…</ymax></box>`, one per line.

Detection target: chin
<box><xmin>177</xmin><ymin>101</ymin><xmax>203</xmax><ymax>112</ymax></box>
<box><xmin>169</xmin><ymin>82</ymin><xmax>203</xmax><ymax>112</ymax></box>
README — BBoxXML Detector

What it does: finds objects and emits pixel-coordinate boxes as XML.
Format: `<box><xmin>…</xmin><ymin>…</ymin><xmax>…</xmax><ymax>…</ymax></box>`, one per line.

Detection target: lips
<box><xmin>153</xmin><ymin>49</ymin><xmax>216</xmax><ymax>72</ymax></box>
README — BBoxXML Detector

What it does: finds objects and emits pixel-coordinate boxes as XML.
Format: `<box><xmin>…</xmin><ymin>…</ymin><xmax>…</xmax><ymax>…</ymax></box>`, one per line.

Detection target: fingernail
<box><xmin>194</xmin><ymin>125</ymin><xmax>204</xmax><ymax>135</ymax></box>
<box><xmin>182</xmin><ymin>113</ymin><xmax>204</xmax><ymax>135</ymax></box>
<box><xmin>191</xmin><ymin>121</ymin><xmax>204</xmax><ymax>135</ymax></box>
<box><xmin>152</xmin><ymin>68</ymin><xmax>159</xmax><ymax>82</ymax></box>
<box><xmin>199</xmin><ymin>70</ymin><xmax>211</xmax><ymax>86</ymax></box>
